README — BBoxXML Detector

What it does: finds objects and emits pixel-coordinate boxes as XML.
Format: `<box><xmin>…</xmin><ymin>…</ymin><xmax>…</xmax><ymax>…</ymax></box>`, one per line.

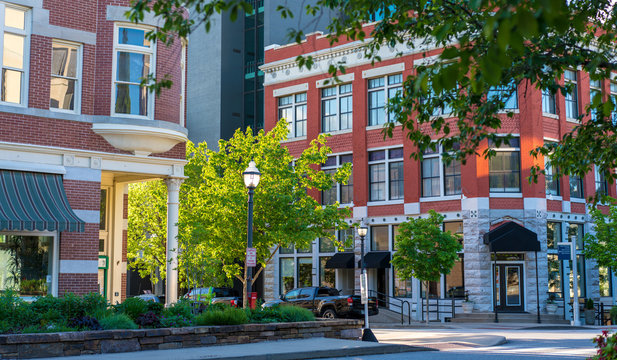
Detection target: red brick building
<box><xmin>261</xmin><ymin>29</ymin><xmax>616</xmax><ymax>321</ymax></box>
<box><xmin>0</xmin><ymin>0</ymin><xmax>187</xmax><ymax>305</ymax></box>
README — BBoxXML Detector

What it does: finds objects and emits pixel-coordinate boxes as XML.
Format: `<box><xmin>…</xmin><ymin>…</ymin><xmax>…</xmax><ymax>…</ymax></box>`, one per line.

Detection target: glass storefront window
<box><xmin>319</xmin><ymin>257</ymin><xmax>335</xmax><ymax>288</ymax></box>
<box><xmin>279</xmin><ymin>258</ymin><xmax>294</xmax><ymax>294</ymax></box>
<box><xmin>599</xmin><ymin>267</ymin><xmax>611</xmax><ymax>297</ymax></box>
<box><xmin>568</xmin><ymin>255</ymin><xmax>586</xmax><ymax>298</ymax></box>
<box><xmin>371</xmin><ymin>225</ymin><xmax>388</xmax><ymax>251</ymax></box>
<box><xmin>279</xmin><ymin>244</ymin><xmax>294</xmax><ymax>254</ymax></box>
<box><xmin>547</xmin><ymin>254</ymin><xmax>563</xmax><ymax>298</ymax></box>
<box><xmin>568</xmin><ymin>223</ymin><xmax>584</xmax><ymax>250</ymax></box>
<box><xmin>547</xmin><ymin>222</ymin><xmax>561</xmax><ymax>249</ymax></box>
<box><xmin>297</xmin><ymin>258</ymin><xmax>312</xmax><ymax>288</ymax></box>
<box><xmin>445</xmin><ymin>255</ymin><xmax>464</xmax><ymax>298</ymax></box>
<box><xmin>393</xmin><ymin>267</ymin><xmax>412</xmax><ymax>298</ymax></box>
<box><xmin>421</xmin><ymin>281</ymin><xmax>441</xmax><ymax>298</ymax></box>
<box><xmin>0</xmin><ymin>235</ymin><xmax>54</xmax><ymax>297</ymax></box>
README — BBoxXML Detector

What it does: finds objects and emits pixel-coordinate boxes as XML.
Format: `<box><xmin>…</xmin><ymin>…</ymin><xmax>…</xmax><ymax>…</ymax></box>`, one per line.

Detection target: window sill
<box><xmin>570</xmin><ymin>198</ymin><xmax>586</xmax><ymax>203</ymax></box>
<box><xmin>51</xmin><ymin>108</ymin><xmax>80</xmax><ymax>115</ymax></box>
<box><xmin>321</xmin><ymin>129</ymin><xmax>353</xmax><ymax>136</ymax></box>
<box><xmin>111</xmin><ymin>112</ymin><xmax>152</xmax><ymax>120</ymax></box>
<box><xmin>542</xmin><ymin>112</ymin><xmax>559</xmax><ymax>119</ymax></box>
<box><xmin>365</xmin><ymin>124</ymin><xmax>388</xmax><ymax>131</ymax></box>
<box><xmin>367</xmin><ymin>200</ymin><xmax>404</xmax><ymax>206</ymax></box>
<box><xmin>497</xmin><ymin>109</ymin><xmax>519</xmax><ymax>114</ymax></box>
<box><xmin>566</xmin><ymin>117</ymin><xmax>580</xmax><ymax>124</ymax></box>
<box><xmin>489</xmin><ymin>192</ymin><xmax>523</xmax><ymax>198</ymax></box>
<box><xmin>281</xmin><ymin>136</ymin><xmax>307</xmax><ymax>143</ymax></box>
<box><xmin>419</xmin><ymin>195</ymin><xmax>462</xmax><ymax>202</ymax></box>
<box><xmin>545</xmin><ymin>195</ymin><xmax>563</xmax><ymax>201</ymax></box>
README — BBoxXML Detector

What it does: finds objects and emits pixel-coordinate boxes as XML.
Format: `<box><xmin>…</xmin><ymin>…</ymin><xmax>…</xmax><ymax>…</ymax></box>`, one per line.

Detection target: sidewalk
<box><xmin>36</xmin><ymin>338</ymin><xmax>432</xmax><ymax>360</ymax></box>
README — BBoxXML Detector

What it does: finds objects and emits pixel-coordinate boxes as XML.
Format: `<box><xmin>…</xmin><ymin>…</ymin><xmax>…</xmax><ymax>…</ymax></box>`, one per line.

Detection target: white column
<box><xmin>165</xmin><ymin>177</ymin><xmax>183</xmax><ymax>306</ymax></box>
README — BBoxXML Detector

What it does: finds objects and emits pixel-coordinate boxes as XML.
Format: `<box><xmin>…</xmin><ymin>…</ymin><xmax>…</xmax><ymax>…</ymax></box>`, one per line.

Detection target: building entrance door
<box><xmin>494</xmin><ymin>264</ymin><xmax>524</xmax><ymax>312</ymax></box>
<box><xmin>376</xmin><ymin>268</ymin><xmax>387</xmax><ymax>305</ymax></box>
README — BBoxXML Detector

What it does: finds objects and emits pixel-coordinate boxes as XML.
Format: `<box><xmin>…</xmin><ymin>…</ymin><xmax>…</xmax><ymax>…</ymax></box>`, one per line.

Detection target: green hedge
<box><xmin>0</xmin><ymin>292</ymin><xmax>317</xmax><ymax>334</ymax></box>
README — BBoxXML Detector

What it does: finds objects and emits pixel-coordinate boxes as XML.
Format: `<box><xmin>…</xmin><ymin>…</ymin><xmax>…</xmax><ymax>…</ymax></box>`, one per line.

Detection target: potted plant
<box><xmin>546</xmin><ymin>293</ymin><xmax>558</xmax><ymax>315</ymax></box>
<box><xmin>610</xmin><ymin>306</ymin><xmax>617</xmax><ymax>325</ymax></box>
<box><xmin>461</xmin><ymin>291</ymin><xmax>474</xmax><ymax>314</ymax></box>
<box><xmin>584</xmin><ymin>298</ymin><xmax>596</xmax><ymax>325</ymax></box>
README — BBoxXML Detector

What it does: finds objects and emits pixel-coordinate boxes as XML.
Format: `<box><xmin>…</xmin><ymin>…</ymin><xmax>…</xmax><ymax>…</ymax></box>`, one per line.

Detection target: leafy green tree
<box><xmin>128</xmin><ymin>0</ymin><xmax>617</xmax><ymax>202</ymax></box>
<box><xmin>584</xmin><ymin>203</ymin><xmax>617</xmax><ymax>270</ymax></box>
<box><xmin>179</xmin><ymin>119</ymin><xmax>351</xmax><ymax>307</ymax></box>
<box><xmin>392</xmin><ymin>210</ymin><xmax>462</xmax><ymax>323</ymax></box>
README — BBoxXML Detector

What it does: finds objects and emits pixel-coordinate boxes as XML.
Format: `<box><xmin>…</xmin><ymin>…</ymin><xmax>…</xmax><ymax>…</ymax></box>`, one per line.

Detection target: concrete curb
<box><xmin>213</xmin><ymin>344</ymin><xmax>434</xmax><ymax>360</ymax></box>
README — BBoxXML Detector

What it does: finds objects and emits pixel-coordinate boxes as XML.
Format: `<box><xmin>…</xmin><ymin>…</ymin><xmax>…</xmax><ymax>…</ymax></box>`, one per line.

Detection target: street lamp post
<box><xmin>243</xmin><ymin>160</ymin><xmax>261</xmax><ymax>309</ymax></box>
<box><xmin>358</xmin><ymin>225</ymin><xmax>377</xmax><ymax>342</ymax></box>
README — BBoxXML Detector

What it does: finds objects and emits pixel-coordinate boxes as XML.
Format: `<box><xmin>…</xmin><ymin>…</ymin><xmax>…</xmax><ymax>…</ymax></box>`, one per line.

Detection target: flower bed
<box><xmin>0</xmin><ymin>320</ymin><xmax>363</xmax><ymax>359</ymax></box>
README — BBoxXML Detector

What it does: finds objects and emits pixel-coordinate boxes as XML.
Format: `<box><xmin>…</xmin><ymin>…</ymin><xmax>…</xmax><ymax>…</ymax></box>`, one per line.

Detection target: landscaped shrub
<box><xmin>611</xmin><ymin>306</ymin><xmax>617</xmax><ymax>325</ymax></box>
<box><xmin>245</xmin><ymin>306</ymin><xmax>283</xmax><ymax>323</ymax></box>
<box><xmin>81</xmin><ymin>293</ymin><xmax>108</xmax><ymax>316</ymax></box>
<box><xmin>99</xmin><ymin>314</ymin><xmax>138</xmax><ymax>330</ymax></box>
<box><xmin>160</xmin><ymin>315</ymin><xmax>192</xmax><ymax>328</ymax></box>
<box><xmin>68</xmin><ymin>315</ymin><xmax>102</xmax><ymax>331</ymax></box>
<box><xmin>278</xmin><ymin>306</ymin><xmax>315</xmax><ymax>322</ymax></box>
<box><xmin>21</xmin><ymin>324</ymin><xmax>77</xmax><ymax>334</ymax></box>
<box><xmin>0</xmin><ymin>291</ymin><xmax>35</xmax><ymax>332</ymax></box>
<box><xmin>589</xmin><ymin>330</ymin><xmax>617</xmax><ymax>360</ymax></box>
<box><xmin>58</xmin><ymin>293</ymin><xmax>88</xmax><ymax>320</ymax></box>
<box><xmin>115</xmin><ymin>297</ymin><xmax>148</xmax><ymax>321</ymax></box>
<box><xmin>195</xmin><ymin>307</ymin><xmax>248</xmax><ymax>326</ymax></box>
<box><xmin>163</xmin><ymin>299</ymin><xmax>194</xmax><ymax>319</ymax></box>
<box><xmin>135</xmin><ymin>311</ymin><xmax>161</xmax><ymax>328</ymax></box>
<box><xmin>146</xmin><ymin>301</ymin><xmax>164</xmax><ymax>316</ymax></box>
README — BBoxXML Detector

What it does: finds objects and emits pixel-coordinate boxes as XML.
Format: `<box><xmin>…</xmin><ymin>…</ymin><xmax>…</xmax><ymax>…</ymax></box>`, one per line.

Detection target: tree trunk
<box><xmin>242</xmin><ymin>264</ymin><xmax>248</xmax><ymax>309</ymax></box>
<box><xmin>425</xmin><ymin>281</ymin><xmax>429</xmax><ymax>324</ymax></box>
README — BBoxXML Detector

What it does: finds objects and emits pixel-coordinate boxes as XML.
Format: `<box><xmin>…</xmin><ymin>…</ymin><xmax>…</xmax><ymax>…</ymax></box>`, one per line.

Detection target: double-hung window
<box><xmin>368</xmin><ymin>74</ymin><xmax>402</xmax><ymax>126</ymax></box>
<box><xmin>488</xmin><ymin>137</ymin><xmax>521</xmax><ymax>193</ymax></box>
<box><xmin>542</xmin><ymin>87</ymin><xmax>556</xmax><ymax>115</ymax></box>
<box><xmin>321</xmin><ymin>154</ymin><xmax>353</xmax><ymax>205</ymax></box>
<box><xmin>611</xmin><ymin>82</ymin><xmax>617</xmax><ymax>124</ymax></box>
<box><xmin>545</xmin><ymin>149</ymin><xmax>560</xmax><ymax>196</ymax></box>
<box><xmin>0</xmin><ymin>4</ymin><xmax>29</xmax><ymax>105</ymax></box>
<box><xmin>595</xmin><ymin>165</ymin><xmax>608</xmax><ymax>196</ymax></box>
<box><xmin>113</xmin><ymin>25</ymin><xmax>155</xmax><ymax>118</ymax></box>
<box><xmin>321</xmin><ymin>84</ymin><xmax>352</xmax><ymax>132</ymax></box>
<box><xmin>564</xmin><ymin>70</ymin><xmax>578</xmax><ymax>119</ymax></box>
<box><xmin>421</xmin><ymin>144</ymin><xmax>462</xmax><ymax>197</ymax></box>
<box><xmin>488</xmin><ymin>83</ymin><xmax>518</xmax><ymax>109</ymax></box>
<box><xmin>50</xmin><ymin>41</ymin><xmax>81</xmax><ymax>112</ymax></box>
<box><xmin>589</xmin><ymin>79</ymin><xmax>601</xmax><ymax>121</ymax></box>
<box><xmin>278</xmin><ymin>92</ymin><xmax>307</xmax><ymax>138</ymax></box>
<box><xmin>569</xmin><ymin>174</ymin><xmax>584</xmax><ymax>199</ymax></box>
<box><xmin>368</xmin><ymin>148</ymin><xmax>404</xmax><ymax>201</ymax></box>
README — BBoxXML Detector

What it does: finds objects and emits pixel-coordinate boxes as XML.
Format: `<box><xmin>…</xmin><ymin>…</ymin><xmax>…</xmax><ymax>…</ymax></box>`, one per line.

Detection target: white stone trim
<box><xmin>404</xmin><ymin>202</ymin><xmax>420</xmax><ymax>215</ymax></box>
<box><xmin>0</xmin><ymin>159</ymin><xmax>65</xmax><ymax>174</ymax></box>
<box><xmin>461</xmin><ymin>197</ymin><xmax>489</xmax><ymax>210</ymax></box>
<box><xmin>523</xmin><ymin>197</ymin><xmax>547</xmax><ymax>211</ymax></box>
<box><xmin>107</xmin><ymin>5</ymin><xmax>162</xmax><ymax>28</ymax></box>
<box><xmin>413</xmin><ymin>54</ymin><xmax>440</xmax><ymax>67</ymax></box>
<box><xmin>59</xmin><ymin>260</ymin><xmax>98</xmax><ymax>274</ymax></box>
<box><xmin>273</xmin><ymin>83</ymin><xmax>309</xmax><ymax>97</ymax></box>
<box><xmin>316</xmin><ymin>73</ymin><xmax>354</xmax><ymax>88</ymax></box>
<box><xmin>562</xmin><ymin>201</ymin><xmax>571</xmax><ymax>213</ymax></box>
<box><xmin>361</xmin><ymin>63</ymin><xmax>405</xmax><ymax>79</ymax></box>
<box><xmin>64</xmin><ymin>166</ymin><xmax>101</xmax><ymax>182</ymax></box>
<box><xmin>489</xmin><ymin>192</ymin><xmax>523</xmax><ymax>198</ymax></box>
<box><xmin>353</xmin><ymin>206</ymin><xmax>367</xmax><ymax>219</ymax></box>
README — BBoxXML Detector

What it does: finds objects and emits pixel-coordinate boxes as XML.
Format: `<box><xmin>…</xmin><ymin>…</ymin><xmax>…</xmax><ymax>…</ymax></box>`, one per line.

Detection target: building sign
<box><xmin>557</xmin><ymin>243</ymin><xmax>571</xmax><ymax>261</ymax></box>
<box><xmin>246</xmin><ymin>247</ymin><xmax>257</xmax><ymax>267</ymax></box>
<box><xmin>98</xmin><ymin>256</ymin><xmax>108</xmax><ymax>269</ymax></box>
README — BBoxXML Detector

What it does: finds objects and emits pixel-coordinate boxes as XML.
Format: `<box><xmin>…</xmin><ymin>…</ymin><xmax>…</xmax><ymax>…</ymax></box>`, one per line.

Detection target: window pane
<box><xmin>118</xmin><ymin>27</ymin><xmax>151</xmax><ymax>47</ymax></box>
<box><xmin>3</xmin><ymin>33</ymin><xmax>24</xmax><ymax>69</ymax></box>
<box><xmin>279</xmin><ymin>244</ymin><xmax>294</xmax><ymax>254</ymax></box>
<box><xmin>599</xmin><ymin>267</ymin><xmax>611</xmax><ymax>297</ymax></box>
<box><xmin>569</xmin><ymin>175</ymin><xmax>584</xmax><ymax>198</ymax></box>
<box><xmin>389</xmin><ymin>161</ymin><xmax>404</xmax><ymax>200</ymax></box>
<box><xmin>393</xmin><ymin>267</ymin><xmax>412</xmax><ymax>298</ymax></box>
<box><xmin>4</xmin><ymin>7</ymin><xmax>25</xmax><ymax>30</ymax></box>
<box><xmin>547</xmin><ymin>254</ymin><xmax>562</xmax><ymax>298</ymax></box>
<box><xmin>444</xmin><ymin>160</ymin><xmax>461</xmax><ymax>195</ymax></box>
<box><xmin>0</xmin><ymin>235</ymin><xmax>54</xmax><ymax>297</ymax></box>
<box><xmin>319</xmin><ymin>235</ymin><xmax>335</xmax><ymax>253</ymax></box>
<box><xmin>445</xmin><ymin>256</ymin><xmax>464</xmax><ymax>298</ymax></box>
<box><xmin>319</xmin><ymin>257</ymin><xmax>335</xmax><ymax>288</ymax></box>
<box><xmin>278</xmin><ymin>95</ymin><xmax>292</xmax><ymax>106</ymax></box>
<box><xmin>50</xmin><ymin>78</ymin><xmax>75</xmax><ymax>110</ymax></box>
<box><xmin>369</xmin><ymin>164</ymin><xmax>385</xmax><ymax>201</ymax></box>
<box><xmin>116</xmin><ymin>52</ymin><xmax>150</xmax><ymax>83</ymax></box>
<box><xmin>368</xmin><ymin>77</ymin><xmax>384</xmax><ymax>89</ymax></box>
<box><xmin>547</xmin><ymin>222</ymin><xmax>561</xmax><ymax>250</ymax></box>
<box><xmin>369</xmin><ymin>150</ymin><xmax>385</xmax><ymax>161</ymax></box>
<box><xmin>51</xmin><ymin>45</ymin><xmax>77</xmax><ymax>77</ymax></box>
<box><xmin>568</xmin><ymin>223</ymin><xmax>584</xmax><ymax>250</ymax></box>
<box><xmin>279</xmin><ymin>258</ymin><xmax>294</xmax><ymax>293</ymax></box>
<box><xmin>2</xmin><ymin>68</ymin><xmax>21</xmax><ymax>104</ymax></box>
<box><xmin>370</xmin><ymin>225</ymin><xmax>388</xmax><ymax>251</ymax></box>
<box><xmin>389</xmin><ymin>148</ymin><xmax>404</xmax><ymax>159</ymax></box>
<box><xmin>115</xmin><ymin>84</ymin><xmax>148</xmax><ymax>115</ymax></box>
<box><xmin>388</xmin><ymin>73</ymin><xmax>402</xmax><ymax>85</ymax></box>
<box><xmin>295</xmin><ymin>93</ymin><xmax>307</xmax><ymax>102</ymax></box>
<box><xmin>340</xmin><ymin>83</ymin><xmax>352</xmax><ymax>94</ymax></box>
<box><xmin>322</xmin><ymin>86</ymin><xmax>336</xmax><ymax>97</ymax></box>
<box><xmin>297</xmin><ymin>258</ymin><xmax>312</xmax><ymax>288</ymax></box>
<box><xmin>341</xmin><ymin>171</ymin><xmax>353</xmax><ymax>204</ymax></box>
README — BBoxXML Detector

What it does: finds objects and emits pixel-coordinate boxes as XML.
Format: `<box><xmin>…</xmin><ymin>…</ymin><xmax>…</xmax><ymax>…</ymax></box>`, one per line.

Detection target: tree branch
<box><xmin>251</xmin><ymin>244</ymin><xmax>281</xmax><ymax>285</ymax></box>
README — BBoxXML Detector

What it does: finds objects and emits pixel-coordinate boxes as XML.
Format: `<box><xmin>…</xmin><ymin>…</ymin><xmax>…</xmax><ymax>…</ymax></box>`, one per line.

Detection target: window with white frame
<box><xmin>321</xmin><ymin>154</ymin><xmax>353</xmax><ymax>205</ymax></box>
<box><xmin>488</xmin><ymin>137</ymin><xmax>521</xmax><ymax>193</ymax></box>
<box><xmin>542</xmin><ymin>87</ymin><xmax>556</xmax><ymax>114</ymax></box>
<box><xmin>321</xmin><ymin>83</ymin><xmax>352</xmax><ymax>132</ymax></box>
<box><xmin>113</xmin><ymin>25</ymin><xmax>154</xmax><ymax>117</ymax></box>
<box><xmin>589</xmin><ymin>78</ymin><xmax>601</xmax><ymax>121</ymax></box>
<box><xmin>545</xmin><ymin>149</ymin><xmax>560</xmax><ymax>196</ymax></box>
<box><xmin>421</xmin><ymin>144</ymin><xmax>462</xmax><ymax>197</ymax></box>
<box><xmin>546</xmin><ymin>221</ymin><xmax>563</xmax><ymax>298</ymax></box>
<box><xmin>368</xmin><ymin>74</ymin><xmax>402</xmax><ymax>126</ymax></box>
<box><xmin>0</xmin><ymin>4</ymin><xmax>29</xmax><ymax>105</ymax></box>
<box><xmin>278</xmin><ymin>92</ymin><xmax>307</xmax><ymax>138</ymax></box>
<box><xmin>50</xmin><ymin>41</ymin><xmax>81</xmax><ymax>112</ymax></box>
<box><xmin>368</xmin><ymin>147</ymin><xmax>404</xmax><ymax>202</ymax></box>
<box><xmin>610</xmin><ymin>82</ymin><xmax>617</xmax><ymax>124</ymax></box>
<box><xmin>488</xmin><ymin>83</ymin><xmax>518</xmax><ymax>109</ymax></box>
<box><xmin>569</xmin><ymin>174</ymin><xmax>584</xmax><ymax>198</ymax></box>
<box><xmin>564</xmin><ymin>70</ymin><xmax>578</xmax><ymax>119</ymax></box>
<box><xmin>595</xmin><ymin>165</ymin><xmax>608</xmax><ymax>196</ymax></box>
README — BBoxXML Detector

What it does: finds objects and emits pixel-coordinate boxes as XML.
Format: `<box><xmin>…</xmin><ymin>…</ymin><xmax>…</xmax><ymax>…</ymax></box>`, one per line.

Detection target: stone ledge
<box><xmin>0</xmin><ymin>320</ymin><xmax>361</xmax><ymax>359</ymax></box>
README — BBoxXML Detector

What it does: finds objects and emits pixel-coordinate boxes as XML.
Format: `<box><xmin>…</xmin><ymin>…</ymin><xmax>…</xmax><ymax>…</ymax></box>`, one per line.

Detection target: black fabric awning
<box><xmin>359</xmin><ymin>251</ymin><xmax>391</xmax><ymax>268</ymax></box>
<box><xmin>0</xmin><ymin>170</ymin><xmax>85</xmax><ymax>232</ymax></box>
<box><xmin>483</xmin><ymin>221</ymin><xmax>540</xmax><ymax>252</ymax></box>
<box><xmin>325</xmin><ymin>253</ymin><xmax>355</xmax><ymax>269</ymax></box>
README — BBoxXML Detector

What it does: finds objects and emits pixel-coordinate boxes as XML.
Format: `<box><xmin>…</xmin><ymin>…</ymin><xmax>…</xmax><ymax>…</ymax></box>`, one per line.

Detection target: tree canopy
<box><xmin>129</xmin><ymin>0</ymin><xmax>617</xmax><ymax>203</ymax></box>
<box><xmin>584</xmin><ymin>206</ymin><xmax>617</xmax><ymax>270</ymax></box>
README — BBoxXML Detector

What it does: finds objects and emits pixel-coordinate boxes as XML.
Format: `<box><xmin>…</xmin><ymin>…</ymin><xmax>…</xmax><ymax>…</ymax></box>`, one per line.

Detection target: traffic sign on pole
<box><xmin>246</xmin><ymin>247</ymin><xmax>256</xmax><ymax>267</ymax></box>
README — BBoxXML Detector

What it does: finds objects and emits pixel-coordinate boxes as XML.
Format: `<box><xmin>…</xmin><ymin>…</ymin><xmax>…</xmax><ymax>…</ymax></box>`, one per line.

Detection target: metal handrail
<box><xmin>420</xmin><ymin>297</ymin><xmax>460</xmax><ymax>322</ymax></box>
<box><xmin>361</xmin><ymin>289</ymin><xmax>411</xmax><ymax>325</ymax></box>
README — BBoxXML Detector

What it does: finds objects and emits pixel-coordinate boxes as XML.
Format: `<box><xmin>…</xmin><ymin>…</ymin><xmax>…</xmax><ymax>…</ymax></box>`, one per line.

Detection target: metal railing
<box><xmin>419</xmin><ymin>297</ymin><xmax>461</xmax><ymax>322</ymax></box>
<box><xmin>355</xmin><ymin>289</ymin><xmax>411</xmax><ymax>324</ymax></box>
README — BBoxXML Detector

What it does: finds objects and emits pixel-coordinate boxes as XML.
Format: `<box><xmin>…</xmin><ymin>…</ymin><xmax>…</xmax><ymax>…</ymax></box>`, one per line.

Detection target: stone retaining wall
<box><xmin>0</xmin><ymin>319</ymin><xmax>362</xmax><ymax>359</ymax></box>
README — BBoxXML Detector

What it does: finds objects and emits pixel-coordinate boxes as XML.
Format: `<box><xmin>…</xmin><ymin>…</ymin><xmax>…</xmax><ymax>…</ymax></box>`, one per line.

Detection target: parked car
<box><xmin>262</xmin><ymin>286</ymin><xmax>378</xmax><ymax>319</ymax></box>
<box><xmin>183</xmin><ymin>287</ymin><xmax>241</xmax><ymax>307</ymax></box>
<box><xmin>133</xmin><ymin>294</ymin><xmax>161</xmax><ymax>303</ymax></box>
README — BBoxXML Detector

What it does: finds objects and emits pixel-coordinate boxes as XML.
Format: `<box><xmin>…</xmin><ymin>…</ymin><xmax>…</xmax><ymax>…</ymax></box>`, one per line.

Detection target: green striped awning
<box><xmin>0</xmin><ymin>170</ymin><xmax>85</xmax><ymax>232</ymax></box>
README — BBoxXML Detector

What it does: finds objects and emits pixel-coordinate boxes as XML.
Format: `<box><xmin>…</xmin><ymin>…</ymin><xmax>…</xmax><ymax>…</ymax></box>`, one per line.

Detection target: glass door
<box><xmin>494</xmin><ymin>264</ymin><xmax>524</xmax><ymax>311</ymax></box>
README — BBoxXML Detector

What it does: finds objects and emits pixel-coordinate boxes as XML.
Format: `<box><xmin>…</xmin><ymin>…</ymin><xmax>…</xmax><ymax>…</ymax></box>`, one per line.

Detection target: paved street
<box><xmin>320</xmin><ymin>326</ymin><xmax>604</xmax><ymax>360</ymax></box>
